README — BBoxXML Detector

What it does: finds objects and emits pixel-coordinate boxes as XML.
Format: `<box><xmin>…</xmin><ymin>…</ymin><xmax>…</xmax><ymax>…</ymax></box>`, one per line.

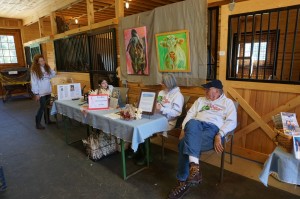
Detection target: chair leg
<box><xmin>220</xmin><ymin>141</ymin><xmax>226</xmax><ymax>183</ymax></box>
<box><xmin>161</xmin><ymin>136</ymin><xmax>165</xmax><ymax>160</ymax></box>
<box><xmin>230</xmin><ymin>136</ymin><xmax>234</xmax><ymax>164</ymax></box>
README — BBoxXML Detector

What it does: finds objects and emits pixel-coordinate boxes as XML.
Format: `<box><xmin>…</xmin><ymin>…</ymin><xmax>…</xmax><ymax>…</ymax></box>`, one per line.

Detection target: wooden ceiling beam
<box><xmin>86</xmin><ymin>0</ymin><xmax>95</xmax><ymax>25</ymax></box>
<box><xmin>50</xmin><ymin>12</ymin><xmax>58</xmax><ymax>35</ymax></box>
<box><xmin>115</xmin><ymin>0</ymin><xmax>124</xmax><ymax>18</ymax></box>
<box><xmin>38</xmin><ymin>18</ymin><xmax>45</xmax><ymax>38</ymax></box>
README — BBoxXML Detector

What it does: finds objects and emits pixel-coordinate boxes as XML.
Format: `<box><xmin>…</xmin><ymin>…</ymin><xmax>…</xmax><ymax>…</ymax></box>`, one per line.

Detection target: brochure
<box><xmin>57</xmin><ymin>83</ymin><xmax>82</xmax><ymax>100</ymax></box>
<box><xmin>293</xmin><ymin>136</ymin><xmax>300</xmax><ymax>159</ymax></box>
<box><xmin>280</xmin><ymin>112</ymin><xmax>300</xmax><ymax>136</ymax></box>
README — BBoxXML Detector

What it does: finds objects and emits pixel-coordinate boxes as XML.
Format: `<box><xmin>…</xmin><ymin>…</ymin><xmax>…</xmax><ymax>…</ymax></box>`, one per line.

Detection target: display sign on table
<box><xmin>57</xmin><ymin>83</ymin><xmax>82</xmax><ymax>100</ymax></box>
<box><xmin>88</xmin><ymin>94</ymin><xmax>109</xmax><ymax>110</ymax></box>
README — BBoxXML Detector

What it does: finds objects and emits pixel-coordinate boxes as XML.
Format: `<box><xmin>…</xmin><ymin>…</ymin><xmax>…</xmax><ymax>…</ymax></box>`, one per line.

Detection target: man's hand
<box><xmin>35</xmin><ymin>95</ymin><xmax>40</xmax><ymax>102</ymax></box>
<box><xmin>179</xmin><ymin>129</ymin><xmax>185</xmax><ymax>140</ymax></box>
<box><xmin>214</xmin><ymin>134</ymin><xmax>224</xmax><ymax>153</ymax></box>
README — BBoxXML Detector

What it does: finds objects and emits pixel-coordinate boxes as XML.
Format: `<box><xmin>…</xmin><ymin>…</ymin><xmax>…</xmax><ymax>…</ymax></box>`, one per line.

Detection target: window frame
<box><xmin>0</xmin><ymin>29</ymin><xmax>25</xmax><ymax>68</ymax></box>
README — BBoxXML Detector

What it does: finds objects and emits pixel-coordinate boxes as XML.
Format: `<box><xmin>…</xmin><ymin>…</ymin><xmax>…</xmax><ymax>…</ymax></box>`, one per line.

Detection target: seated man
<box><xmin>167</xmin><ymin>79</ymin><xmax>237</xmax><ymax>199</ymax></box>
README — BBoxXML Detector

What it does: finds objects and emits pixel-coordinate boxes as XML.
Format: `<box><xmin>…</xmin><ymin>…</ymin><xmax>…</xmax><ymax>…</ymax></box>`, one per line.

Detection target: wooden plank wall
<box><xmin>219</xmin><ymin>0</ymin><xmax>300</xmax><ymax>162</ymax></box>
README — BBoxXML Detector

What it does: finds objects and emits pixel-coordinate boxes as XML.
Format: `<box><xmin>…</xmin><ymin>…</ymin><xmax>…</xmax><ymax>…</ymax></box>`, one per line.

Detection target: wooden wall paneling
<box><xmin>234</xmin><ymin>95</ymin><xmax>300</xmax><ymax>144</ymax></box>
<box><xmin>22</xmin><ymin>23</ymin><xmax>40</xmax><ymax>43</ymax></box>
<box><xmin>57</xmin><ymin>72</ymin><xmax>91</xmax><ymax>90</ymax></box>
<box><xmin>228</xmin><ymin>87</ymin><xmax>276</xmax><ymax>141</ymax></box>
<box><xmin>232</xmin><ymin>145</ymin><xmax>269</xmax><ymax>163</ymax></box>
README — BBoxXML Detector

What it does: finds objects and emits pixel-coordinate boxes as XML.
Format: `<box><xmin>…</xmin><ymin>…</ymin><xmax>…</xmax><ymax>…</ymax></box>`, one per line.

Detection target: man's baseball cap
<box><xmin>201</xmin><ymin>80</ymin><xmax>223</xmax><ymax>89</ymax></box>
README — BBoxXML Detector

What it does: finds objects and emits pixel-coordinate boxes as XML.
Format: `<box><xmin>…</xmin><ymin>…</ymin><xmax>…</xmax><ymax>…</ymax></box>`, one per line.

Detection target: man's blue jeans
<box><xmin>176</xmin><ymin>119</ymin><xmax>219</xmax><ymax>181</ymax></box>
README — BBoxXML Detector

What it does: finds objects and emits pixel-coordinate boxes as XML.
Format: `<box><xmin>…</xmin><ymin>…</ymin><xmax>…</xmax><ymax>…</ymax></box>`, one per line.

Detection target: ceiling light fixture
<box><xmin>229</xmin><ymin>0</ymin><xmax>235</xmax><ymax>11</ymax></box>
<box><xmin>125</xmin><ymin>1</ymin><xmax>129</xmax><ymax>9</ymax></box>
<box><xmin>75</xmin><ymin>19</ymin><xmax>78</xmax><ymax>24</ymax></box>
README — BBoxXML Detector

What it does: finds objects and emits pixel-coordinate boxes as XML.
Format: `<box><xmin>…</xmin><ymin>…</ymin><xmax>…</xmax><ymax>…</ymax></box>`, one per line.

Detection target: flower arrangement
<box><xmin>119</xmin><ymin>104</ymin><xmax>143</xmax><ymax>120</ymax></box>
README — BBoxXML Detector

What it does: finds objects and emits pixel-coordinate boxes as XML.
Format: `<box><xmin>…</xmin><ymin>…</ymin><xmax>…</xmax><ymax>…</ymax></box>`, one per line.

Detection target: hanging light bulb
<box><xmin>75</xmin><ymin>18</ymin><xmax>78</xmax><ymax>24</ymax></box>
<box><xmin>125</xmin><ymin>1</ymin><xmax>129</xmax><ymax>9</ymax></box>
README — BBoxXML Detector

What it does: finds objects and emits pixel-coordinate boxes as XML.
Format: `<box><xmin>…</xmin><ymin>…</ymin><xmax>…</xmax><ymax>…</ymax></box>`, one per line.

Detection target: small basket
<box><xmin>274</xmin><ymin>128</ymin><xmax>293</xmax><ymax>152</ymax></box>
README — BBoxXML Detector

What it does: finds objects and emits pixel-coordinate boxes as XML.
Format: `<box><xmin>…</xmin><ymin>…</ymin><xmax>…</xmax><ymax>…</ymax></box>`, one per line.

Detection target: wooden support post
<box><xmin>38</xmin><ymin>18</ymin><xmax>45</xmax><ymax>38</ymax></box>
<box><xmin>50</xmin><ymin>12</ymin><xmax>58</xmax><ymax>35</ymax></box>
<box><xmin>115</xmin><ymin>0</ymin><xmax>124</xmax><ymax>18</ymax></box>
<box><xmin>86</xmin><ymin>0</ymin><xmax>94</xmax><ymax>26</ymax></box>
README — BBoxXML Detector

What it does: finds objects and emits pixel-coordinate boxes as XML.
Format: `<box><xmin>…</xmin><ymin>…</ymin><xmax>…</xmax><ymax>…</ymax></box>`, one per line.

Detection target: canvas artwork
<box><xmin>124</xmin><ymin>26</ymin><xmax>149</xmax><ymax>75</ymax></box>
<box><xmin>155</xmin><ymin>30</ymin><xmax>191</xmax><ymax>72</ymax></box>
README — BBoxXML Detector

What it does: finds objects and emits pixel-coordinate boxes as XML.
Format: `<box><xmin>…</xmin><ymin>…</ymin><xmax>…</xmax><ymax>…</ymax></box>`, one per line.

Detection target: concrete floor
<box><xmin>0</xmin><ymin>97</ymin><xmax>299</xmax><ymax>199</ymax></box>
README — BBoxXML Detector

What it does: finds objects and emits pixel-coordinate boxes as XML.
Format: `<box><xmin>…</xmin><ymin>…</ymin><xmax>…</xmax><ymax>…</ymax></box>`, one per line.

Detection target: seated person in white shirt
<box><xmin>135</xmin><ymin>74</ymin><xmax>184</xmax><ymax>165</ymax></box>
<box><xmin>167</xmin><ymin>79</ymin><xmax>237</xmax><ymax>199</ymax></box>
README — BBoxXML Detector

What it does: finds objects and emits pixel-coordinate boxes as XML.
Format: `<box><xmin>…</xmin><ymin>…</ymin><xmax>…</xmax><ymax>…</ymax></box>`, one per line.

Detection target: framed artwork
<box><xmin>155</xmin><ymin>30</ymin><xmax>191</xmax><ymax>72</ymax></box>
<box><xmin>124</xmin><ymin>26</ymin><xmax>149</xmax><ymax>75</ymax></box>
<box><xmin>137</xmin><ymin>90</ymin><xmax>157</xmax><ymax>115</ymax></box>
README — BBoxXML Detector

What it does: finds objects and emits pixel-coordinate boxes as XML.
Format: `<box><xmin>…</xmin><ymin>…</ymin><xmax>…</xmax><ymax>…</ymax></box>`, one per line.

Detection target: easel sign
<box><xmin>137</xmin><ymin>90</ymin><xmax>157</xmax><ymax>115</ymax></box>
<box><xmin>88</xmin><ymin>94</ymin><xmax>109</xmax><ymax>110</ymax></box>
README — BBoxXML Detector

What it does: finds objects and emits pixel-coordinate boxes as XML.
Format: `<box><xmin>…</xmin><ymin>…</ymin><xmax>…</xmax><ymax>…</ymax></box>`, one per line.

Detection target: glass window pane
<box><xmin>0</xmin><ymin>50</ymin><xmax>3</xmax><ymax>56</ymax></box>
<box><xmin>10</xmin><ymin>50</ymin><xmax>16</xmax><ymax>56</ymax></box>
<box><xmin>3</xmin><ymin>50</ymin><xmax>9</xmax><ymax>56</ymax></box>
<box><xmin>1</xmin><ymin>43</ymin><xmax>8</xmax><ymax>49</ymax></box>
<box><xmin>8</xmin><ymin>43</ymin><xmax>15</xmax><ymax>49</ymax></box>
<box><xmin>7</xmin><ymin>36</ymin><xmax>14</xmax><ymax>42</ymax></box>
<box><xmin>11</xmin><ymin>56</ymin><xmax>18</xmax><ymax>63</ymax></box>
<box><xmin>4</xmin><ymin>57</ymin><xmax>10</xmax><ymax>63</ymax></box>
<box><xmin>0</xmin><ymin>36</ymin><xmax>8</xmax><ymax>42</ymax></box>
<box><xmin>0</xmin><ymin>57</ymin><xmax>4</xmax><ymax>63</ymax></box>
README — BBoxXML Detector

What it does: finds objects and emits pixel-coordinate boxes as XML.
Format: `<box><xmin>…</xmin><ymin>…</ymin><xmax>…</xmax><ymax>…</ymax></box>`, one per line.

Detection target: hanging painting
<box><xmin>124</xmin><ymin>26</ymin><xmax>149</xmax><ymax>75</ymax></box>
<box><xmin>155</xmin><ymin>30</ymin><xmax>191</xmax><ymax>72</ymax></box>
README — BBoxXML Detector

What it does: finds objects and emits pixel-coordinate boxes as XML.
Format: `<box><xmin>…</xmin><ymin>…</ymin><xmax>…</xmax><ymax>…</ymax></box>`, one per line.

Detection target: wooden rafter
<box><xmin>86</xmin><ymin>0</ymin><xmax>95</xmax><ymax>26</ymax></box>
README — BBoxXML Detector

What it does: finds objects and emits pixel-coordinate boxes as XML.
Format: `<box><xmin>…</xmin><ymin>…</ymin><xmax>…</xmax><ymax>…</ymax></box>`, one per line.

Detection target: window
<box><xmin>231</xmin><ymin>30</ymin><xmax>278</xmax><ymax>80</ymax></box>
<box><xmin>227</xmin><ymin>5</ymin><xmax>300</xmax><ymax>84</ymax></box>
<box><xmin>0</xmin><ymin>35</ymin><xmax>18</xmax><ymax>64</ymax></box>
<box><xmin>0</xmin><ymin>29</ymin><xmax>25</xmax><ymax>67</ymax></box>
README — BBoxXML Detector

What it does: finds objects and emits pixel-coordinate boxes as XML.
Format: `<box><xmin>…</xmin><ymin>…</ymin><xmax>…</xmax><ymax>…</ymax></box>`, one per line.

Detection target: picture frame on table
<box><xmin>137</xmin><ymin>90</ymin><xmax>157</xmax><ymax>115</ymax></box>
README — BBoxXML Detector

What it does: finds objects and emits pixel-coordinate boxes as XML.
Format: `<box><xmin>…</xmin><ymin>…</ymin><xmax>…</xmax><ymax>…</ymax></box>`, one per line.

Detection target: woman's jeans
<box><xmin>35</xmin><ymin>95</ymin><xmax>51</xmax><ymax>125</ymax></box>
<box><xmin>176</xmin><ymin>119</ymin><xmax>219</xmax><ymax>181</ymax></box>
